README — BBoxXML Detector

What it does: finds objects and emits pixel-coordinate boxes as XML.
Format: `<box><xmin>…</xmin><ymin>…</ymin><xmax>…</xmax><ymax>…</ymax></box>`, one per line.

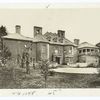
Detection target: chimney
<box><xmin>74</xmin><ymin>39</ymin><xmax>80</xmax><ymax>45</ymax></box>
<box><xmin>15</xmin><ymin>25</ymin><xmax>21</xmax><ymax>34</ymax></box>
<box><xmin>57</xmin><ymin>30</ymin><xmax>65</xmax><ymax>38</ymax></box>
<box><xmin>34</xmin><ymin>26</ymin><xmax>42</xmax><ymax>37</ymax></box>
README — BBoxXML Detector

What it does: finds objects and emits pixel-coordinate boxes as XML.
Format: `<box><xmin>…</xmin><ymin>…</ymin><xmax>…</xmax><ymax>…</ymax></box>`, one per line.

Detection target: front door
<box><xmin>56</xmin><ymin>57</ymin><xmax>60</xmax><ymax>64</ymax></box>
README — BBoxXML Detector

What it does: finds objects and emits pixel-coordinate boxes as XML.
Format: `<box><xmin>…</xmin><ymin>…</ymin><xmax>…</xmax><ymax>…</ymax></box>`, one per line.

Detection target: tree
<box><xmin>0</xmin><ymin>26</ymin><xmax>7</xmax><ymax>53</ymax></box>
<box><xmin>25</xmin><ymin>52</ymin><xmax>30</xmax><ymax>74</ymax></box>
<box><xmin>39</xmin><ymin>59</ymin><xmax>49</xmax><ymax>88</ymax></box>
<box><xmin>0</xmin><ymin>25</ymin><xmax>7</xmax><ymax>37</ymax></box>
<box><xmin>1</xmin><ymin>45</ymin><xmax>11</xmax><ymax>65</ymax></box>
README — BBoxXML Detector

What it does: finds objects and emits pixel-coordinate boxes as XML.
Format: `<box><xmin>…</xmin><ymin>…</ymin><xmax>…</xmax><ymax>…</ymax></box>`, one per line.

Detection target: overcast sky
<box><xmin>0</xmin><ymin>8</ymin><xmax>100</xmax><ymax>44</ymax></box>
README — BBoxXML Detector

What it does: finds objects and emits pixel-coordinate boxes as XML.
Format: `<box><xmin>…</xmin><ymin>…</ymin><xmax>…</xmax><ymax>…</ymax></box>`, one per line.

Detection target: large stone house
<box><xmin>1</xmin><ymin>25</ymin><xmax>78</xmax><ymax>65</ymax></box>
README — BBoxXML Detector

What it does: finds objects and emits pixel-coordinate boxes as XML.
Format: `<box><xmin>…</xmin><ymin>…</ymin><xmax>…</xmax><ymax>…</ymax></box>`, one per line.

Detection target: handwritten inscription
<box><xmin>12</xmin><ymin>89</ymin><xmax>62</xmax><ymax>96</ymax></box>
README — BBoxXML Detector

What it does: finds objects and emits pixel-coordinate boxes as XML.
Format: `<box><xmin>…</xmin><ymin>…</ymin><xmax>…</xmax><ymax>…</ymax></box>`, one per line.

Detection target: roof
<box><xmin>33</xmin><ymin>34</ymin><xmax>49</xmax><ymax>43</ymax></box>
<box><xmin>2</xmin><ymin>32</ymin><xmax>77</xmax><ymax>46</ymax></box>
<box><xmin>63</xmin><ymin>38</ymin><xmax>77</xmax><ymax>46</ymax></box>
<box><xmin>2</xmin><ymin>32</ymin><xmax>33</xmax><ymax>41</ymax></box>
<box><xmin>96</xmin><ymin>42</ymin><xmax>100</xmax><ymax>47</ymax></box>
<box><xmin>44</xmin><ymin>32</ymin><xmax>77</xmax><ymax>46</ymax></box>
<box><xmin>78</xmin><ymin>42</ymin><xmax>98</xmax><ymax>49</ymax></box>
<box><xmin>44</xmin><ymin>32</ymin><xmax>57</xmax><ymax>37</ymax></box>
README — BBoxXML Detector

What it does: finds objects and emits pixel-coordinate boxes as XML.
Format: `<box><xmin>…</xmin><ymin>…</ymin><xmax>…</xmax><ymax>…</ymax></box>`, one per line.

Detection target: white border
<box><xmin>0</xmin><ymin>0</ymin><xmax>100</xmax><ymax>97</ymax></box>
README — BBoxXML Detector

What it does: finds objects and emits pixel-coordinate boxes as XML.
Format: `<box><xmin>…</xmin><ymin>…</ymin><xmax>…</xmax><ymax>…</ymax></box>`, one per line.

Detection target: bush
<box><xmin>87</xmin><ymin>63</ymin><xmax>95</xmax><ymax>67</ymax></box>
<box><xmin>38</xmin><ymin>59</ymin><xmax>49</xmax><ymax>88</ymax></box>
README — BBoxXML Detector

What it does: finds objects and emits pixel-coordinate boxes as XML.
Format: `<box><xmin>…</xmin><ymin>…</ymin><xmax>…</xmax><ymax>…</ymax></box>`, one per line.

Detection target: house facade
<box><xmin>44</xmin><ymin>30</ymin><xmax>78</xmax><ymax>64</ymax></box>
<box><xmin>1</xmin><ymin>25</ymin><xmax>78</xmax><ymax>65</ymax></box>
<box><xmin>2</xmin><ymin>25</ymin><xmax>100</xmax><ymax>67</ymax></box>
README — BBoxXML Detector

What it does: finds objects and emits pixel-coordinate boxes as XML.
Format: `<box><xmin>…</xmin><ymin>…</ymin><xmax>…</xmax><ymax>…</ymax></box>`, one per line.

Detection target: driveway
<box><xmin>50</xmin><ymin>67</ymin><xmax>100</xmax><ymax>74</ymax></box>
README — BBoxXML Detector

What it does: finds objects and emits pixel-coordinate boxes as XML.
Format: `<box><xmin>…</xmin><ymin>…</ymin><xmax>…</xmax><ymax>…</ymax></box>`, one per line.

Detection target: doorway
<box><xmin>56</xmin><ymin>57</ymin><xmax>60</xmax><ymax>64</ymax></box>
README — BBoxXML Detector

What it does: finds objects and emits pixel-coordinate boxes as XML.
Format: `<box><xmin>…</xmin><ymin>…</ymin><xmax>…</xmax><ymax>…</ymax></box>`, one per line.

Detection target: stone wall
<box><xmin>2</xmin><ymin>38</ymin><xmax>36</xmax><ymax>61</ymax></box>
<box><xmin>79</xmin><ymin>55</ymin><xmax>99</xmax><ymax>66</ymax></box>
<box><xmin>36</xmin><ymin>42</ymin><xmax>48</xmax><ymax>61</ymax></box>
<box><xmin>49</xmin><ymin>44</ymin><xmax>64</xmax><ymax>64</ymax></box>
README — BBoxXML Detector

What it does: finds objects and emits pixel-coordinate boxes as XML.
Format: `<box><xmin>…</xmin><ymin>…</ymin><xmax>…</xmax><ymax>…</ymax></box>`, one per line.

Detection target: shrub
<box><xmin>87</xmin><ymin>63</ymin><xmax>95</xmax><ymax>67</ymax></box>
<box><xmin>39</xmin><ymin>59</ymin><xmax>49</xmax><ymax>88</ymax></box>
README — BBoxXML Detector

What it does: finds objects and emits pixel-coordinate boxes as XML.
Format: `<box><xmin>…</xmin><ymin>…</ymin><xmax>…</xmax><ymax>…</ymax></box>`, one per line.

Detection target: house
<box><xmin>44</xmin><ymin>30</ymin><xmax>78</xmax><ymax>64</ymax></box>
<box><xmin>78</xmin><ymin>42</ymin><xmax>100</xmax><ymax>66</ymax></box>
<box><xmin>1</xmin><ymin>25</ymin><xmax>78</xmax><ymax>65</ymax></box>
<box><xmin>2</xmin><ymin>25</ymin><xmax>36</xmax><ymax>64</ymax></box>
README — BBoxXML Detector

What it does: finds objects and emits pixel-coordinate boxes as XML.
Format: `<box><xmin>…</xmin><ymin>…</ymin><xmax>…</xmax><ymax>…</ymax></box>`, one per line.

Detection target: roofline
<box><xmin>78</xmin><ymin>47</ymin><xmax>99</xmax><ymax>49</ymax></box>
<box><xmin>2</xmin><ymin>37</ymin><xmax>33</xmax><ymax>42</ymax></box>
<box><xmin>33</xmin><ymin>41</ymin><xmax>49</xmax><ymax>43</ymax></box>
<box><xmin>49</xmin><ymin>42</ymin><xmax>77</xmax><ymax>46</ymax></box>
<box><xmin>2</xmin><ymin>36</ymin><xmax>77</xmax><ymax>46</ymax></box>
<box><xmin>96</xmin><ymin>43</ymin><xmax>100</xmax><ymax>46</ymax></box>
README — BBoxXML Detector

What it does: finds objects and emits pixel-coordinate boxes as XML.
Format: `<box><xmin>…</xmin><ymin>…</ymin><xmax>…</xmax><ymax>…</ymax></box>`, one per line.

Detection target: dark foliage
<box><xmin>0</xmin><ymin>25</ymin><xmax>7</xmax><ymax>37</ymax></box>
<box><xmin>1</xmin><ymin>45</ymin><xmax>11</xmax><ymax>65</ymax></box>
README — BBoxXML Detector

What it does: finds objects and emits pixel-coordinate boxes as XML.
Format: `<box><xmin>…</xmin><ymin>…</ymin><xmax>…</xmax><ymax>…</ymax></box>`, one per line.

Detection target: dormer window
<box><xmin>47</xmin><ymin>36</ymin><xmax>51</xmax><ymax>41</ymax></box>
<box><xmin>59</xmin><ymin>38</ymin><xmax>63</xmax><ymax>43</ymax></box>
<box><xmin>53</xmin><ymin>37</ymin><xmax>57</xmax><ymax>42</ymax></box>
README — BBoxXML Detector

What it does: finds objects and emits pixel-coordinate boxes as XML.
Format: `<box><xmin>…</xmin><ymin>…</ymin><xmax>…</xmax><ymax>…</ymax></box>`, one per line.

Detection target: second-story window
<box><xmin>53</xmin><ymin>37</ymin><xmax>57</xmax><ymax>42</ymax></box>
<box><xmin>87</xmin><ymin>49</ymin><xmax>90</xmax><ymax>52</ymax></box>
<box><xmin>79</xmin><ymin>50</ymin><xmax>82</xmax><ymax>54</ymax></box>
<box><xmin>47</xmin><ymin>36</ymin><xmax>51</xmax><ymax>41</ymax></box>
<box><xmin>41</xmin><ymin>45</ymin><xmax>46</xmax><ymax>53</ymax></box>
<box><xmin>83</xmin><ymin>49</ymin><xmax>86</xmax><ymax>53</ymax></box>
<box><xmin>69</xmin><ymin>46</ymin><xmax>72</xmax><ymax>54</ymax></box>
<box><xmin>91</xmin><ymin>49</ymin><xmax>94</xmax><ymax>52</ymax></box>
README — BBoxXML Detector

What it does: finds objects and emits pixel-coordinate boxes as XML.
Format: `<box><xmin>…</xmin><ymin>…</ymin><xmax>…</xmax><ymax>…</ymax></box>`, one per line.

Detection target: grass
<box><xmin>0</xmin><ymin>64</ymin><xmax>100</xmax><ymax>88</ymax></box>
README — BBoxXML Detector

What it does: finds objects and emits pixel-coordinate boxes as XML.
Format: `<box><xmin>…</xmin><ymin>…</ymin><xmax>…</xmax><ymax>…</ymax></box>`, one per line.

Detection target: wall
<box><xmin>2</xmin><ymin>38</ymin><xmax>36</xmax><ymax>61</ymax></box>
<box><xmin>73</xmin><ymin>47</ymin><xmax>78</xmax><ymax>63</ymax></box>
<box><xmin>49</xmin><ymin>44</ymin><xmax>64</xmax><ymax>64</ymax></box>
<box><xmin>79</xmin><ymin>55</ymin><xmax>99</xmax><ymax>66</ymax></box>
<box><xmin>64</xmin><ymin>46</ymin><xmax>78</xmax><ymax>64</ymax></box>
<box><xmin>36</xmin><ymin>42</ymin><xmax>48</xmax><ymax>61</ymax></box>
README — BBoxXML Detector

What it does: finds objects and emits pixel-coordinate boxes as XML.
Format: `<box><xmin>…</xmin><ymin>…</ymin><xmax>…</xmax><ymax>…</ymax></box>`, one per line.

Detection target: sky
<box><xmin>0</xmin><ymin>8</ymin><xmax>100</xmax><ymax>45</ymax></box>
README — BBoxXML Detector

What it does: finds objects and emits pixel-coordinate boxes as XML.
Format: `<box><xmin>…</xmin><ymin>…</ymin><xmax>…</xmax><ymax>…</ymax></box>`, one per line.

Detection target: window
<box><xmin>47</xmin><ymin>36</ymin><xmax>51</xmax><ymax>41</ymax></box>
<box><xmin>41</xmin><ymin>45</ymin><xmax>46</xmax><ymax>53</ymax></box>
<box><xmin>59</xmin><ymin>38</ymin><xmax>63</xmax><ymax>43</ymax></box>
<box><xmin>95</xmin><ymin>49</ymin><xmax>99</xmax><ymax>53</ymax></box>
<box><xmin>79</xmin><ymin>50</ymin><xmax>82</xmax><ymax>54</ymax></box>
<box><xmin>54</xmin><ymin>50</ymin><xmax>58</xmax><ymax>55</ymax></box>
<box><xmin>83</xmin><ymin>49</ymin><xmax>86</xmax><ymax>53</ymax></box>
<box><xmin>87</xmin><ymin>49</ymin><xmax>90</xmax><ymax>52</ymax></box>
<box><xmin>69</xmin><ymin>46</ymin><xmax>72</xmax><ymax>54</ymax></box>
<box><xmin>53</xmin><ymin>37</ymin><xmax>57</xmax><ymax>42</ymax></box>
<box><xmin>69</xmin><ymin>47</ymin><xmax>72</xmax><ymax>50</ymax></box>
<box><xmin>91</xmin><ymin>49</ymin><xmax>94</xmax><ymax>52</ymax></box>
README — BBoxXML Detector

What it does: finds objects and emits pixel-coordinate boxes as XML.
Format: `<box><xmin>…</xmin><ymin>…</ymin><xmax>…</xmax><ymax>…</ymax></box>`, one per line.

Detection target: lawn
<box><xmin>0</xmin><ymin>65</ymin><xmax>100</xmax><ymax>88</ymax></box>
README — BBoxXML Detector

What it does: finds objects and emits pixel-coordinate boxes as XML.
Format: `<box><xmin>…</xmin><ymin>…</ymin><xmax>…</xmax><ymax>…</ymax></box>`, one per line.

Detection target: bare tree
<box><xmin>39</xmin><ymin>59</ymin><xmax>49</xmax><ymax>88</ymax></box>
